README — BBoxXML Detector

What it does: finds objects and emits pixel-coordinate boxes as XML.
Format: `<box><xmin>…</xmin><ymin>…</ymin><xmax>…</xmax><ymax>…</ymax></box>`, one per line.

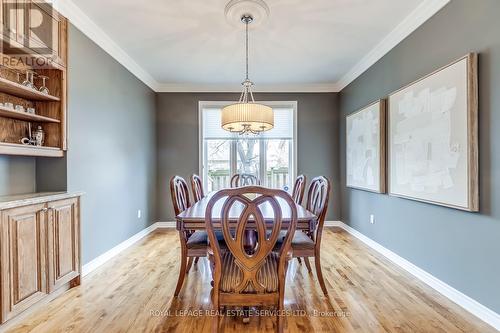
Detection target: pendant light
<box><xmin>221</xmin><ymin>14</ymin><xmax>274</xmax><ymax>135</ymax></box>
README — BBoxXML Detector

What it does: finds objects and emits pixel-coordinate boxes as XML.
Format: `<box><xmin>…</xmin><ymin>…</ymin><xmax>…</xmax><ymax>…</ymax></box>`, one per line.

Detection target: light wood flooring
<box><xmin>2</xmin><ymin>228</ymin><xmax>496</xmax><ymax>333</ymax></box>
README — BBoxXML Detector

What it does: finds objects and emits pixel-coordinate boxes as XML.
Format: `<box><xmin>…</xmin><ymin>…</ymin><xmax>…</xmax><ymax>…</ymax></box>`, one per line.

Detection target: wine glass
<box><xmin>21</xmin><ymin>70</ymin><xmax>31</xmax><ymax>86</ymax></box>
<box><xmin>21</xmin><ymin>70</ymin><xmax>35</xmax><ymax>89</ymax></box>
<box><xmin>38</xmin><ymin>75</ymin><xmax>49</xmax><ymax>95</ymax></box>
<box><xmin>29</xmin><ymin>71</ymin><xmax>36</xmax><ymax>90</ymax></box>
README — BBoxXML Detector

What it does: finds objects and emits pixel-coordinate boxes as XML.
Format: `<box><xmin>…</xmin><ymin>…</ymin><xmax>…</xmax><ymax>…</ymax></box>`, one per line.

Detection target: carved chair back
<box><xmin>191</xmin><ymin>174</ymin><xmax>205</xmax><ymax>203</ymax></box>
<box><xmin>305</xmin><ymin>176</ymin><xmax>330</xmax><ymax>249</ymax></box>
<box><xmin>230</xmin><ymin>174</ymin><xmax>260</xmax><ymax>187</ymax></box>
<box><xmin>205</xmin><ymin>186</ymin><xmax>297</xmax><ymax>297</ymax></box>
<box><xmin>291</xmin><ymin>174</ymin><xmax>306</xmax><ymax>205</ymax></box>
<box><xmin>170</xmin><ymin>176</ymin><xmax>191</xmax><ymax>216</ymax></box>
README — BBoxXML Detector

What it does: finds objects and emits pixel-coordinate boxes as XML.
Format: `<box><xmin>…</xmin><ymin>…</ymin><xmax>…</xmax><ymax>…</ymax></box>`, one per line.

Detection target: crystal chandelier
<box><xmin>221</xmin><ymin>15</ymin><xmax>274</xmax><ymax>135</ymax></box>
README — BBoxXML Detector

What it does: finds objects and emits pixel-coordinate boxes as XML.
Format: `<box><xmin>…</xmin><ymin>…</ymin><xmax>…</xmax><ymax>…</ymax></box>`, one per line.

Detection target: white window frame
<box><xmin>198</xmin><ymin>101</ymin><xmax>298</xmax><ymax>190</ymax></box>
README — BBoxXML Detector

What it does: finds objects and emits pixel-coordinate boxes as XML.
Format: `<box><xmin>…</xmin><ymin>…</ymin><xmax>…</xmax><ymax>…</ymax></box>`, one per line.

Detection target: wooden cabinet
<box><xmin>0</xmin><ymin>0</ymin><xmax>67</xmax><ymax>66</ymax></box>
<box><xmin>26</xmin><ymin>0</ymin><xmax>67</xmax><ymax>67</ymax></box>
<box><xmin>0</xmin><ymin>194</ymin><xmax>81</xmax><ymax>325</ymax></box>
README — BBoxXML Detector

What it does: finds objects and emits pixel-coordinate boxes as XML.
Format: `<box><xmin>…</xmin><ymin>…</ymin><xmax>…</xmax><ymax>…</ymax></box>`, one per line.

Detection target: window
<box><xmin>200</xmin><ymin>102</ymin><xmax>297</xmax><ymax>192</ymax></box>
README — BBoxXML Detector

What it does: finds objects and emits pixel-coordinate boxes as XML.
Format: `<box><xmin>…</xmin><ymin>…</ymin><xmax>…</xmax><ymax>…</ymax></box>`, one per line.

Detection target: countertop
<box><xmin>0</xmin><ymin>192</ymin><xmax>84</xmax><ymax>210</ymax></box>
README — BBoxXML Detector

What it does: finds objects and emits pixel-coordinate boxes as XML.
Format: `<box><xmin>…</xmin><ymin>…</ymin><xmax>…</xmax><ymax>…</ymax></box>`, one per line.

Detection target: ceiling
<box><xmin>63</xmin><ymin>0</ymin><xmax>448</xmax><ymax>91</ymax></box>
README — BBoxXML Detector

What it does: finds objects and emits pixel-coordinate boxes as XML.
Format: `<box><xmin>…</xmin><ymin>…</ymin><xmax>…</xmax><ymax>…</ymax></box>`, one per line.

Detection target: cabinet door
<box><xmin>0</xmin><ymin>203</ymin><xmax>47</xmax><ymax>323</ymax></box>
<box><xmin>27</xmin><ymin>1</ymin><xmax>67</xmax><ymax>66</ymax></box>
<box><xmin>0</xmin><ymin>0</ymin><xmax>26</xmax><ymax>48</ymax></box>
<box><xmin>47</xmin><ymin>198</ymin><xmax>80</xmax><ymax>292</ymax></box>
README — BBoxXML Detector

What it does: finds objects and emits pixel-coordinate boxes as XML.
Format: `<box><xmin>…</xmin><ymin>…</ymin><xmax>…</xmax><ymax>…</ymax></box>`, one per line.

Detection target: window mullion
<box><xmin>289</xmin><ymin>139</ymin><xmax>294</xmax><ymax>189</ymax></box>
<box><xmin>203</xmin><ymin>140</ymin><xmax>207</xmax><ymax>189</ymax></box>
<box><xmin>260</xmin><ymin>140</ymin><xmax>266</xmax><ymax>186</ymax></box>
<box><xmin>230</xmin><ymin>140</ymin><xmax>237</xmax><ymax>177</ymax></box>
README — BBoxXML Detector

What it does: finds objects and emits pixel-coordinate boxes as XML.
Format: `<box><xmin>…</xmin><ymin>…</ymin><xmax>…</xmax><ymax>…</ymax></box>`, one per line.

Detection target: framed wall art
<box><xmin>346</xmin><ymin>99</ymin><xmax>386</xmax><ymax>193</ymax></box>
<box><xmin>388</xmin><ymin>53</ymin><xmax>478</xmax><ymax>211</ymax></box>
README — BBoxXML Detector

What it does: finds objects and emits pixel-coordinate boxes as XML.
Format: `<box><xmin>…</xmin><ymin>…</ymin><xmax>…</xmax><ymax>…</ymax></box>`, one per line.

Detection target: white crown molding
<box><xmin>52</xmin><ymin>0</ymin><xmax>448</xmax><ymax>93</ymax></box>
<box><xmin>156</xmin><ymin>83</ymin><xmax>341</xmax><ymax>93</ymax></box>
<box><xmin>326</xmin><ymin>221</ymin><xmax>500</xmax><ymax>331</ymax></box>
<box><xmin>51</xmin><ymin>0</ymin><xmax>160</xmax><ymax>91</ymax></box>
<box><xmin>335</xmin><ymin>0</ymin><xmax>450</xmax><ymax>91</ymax></box>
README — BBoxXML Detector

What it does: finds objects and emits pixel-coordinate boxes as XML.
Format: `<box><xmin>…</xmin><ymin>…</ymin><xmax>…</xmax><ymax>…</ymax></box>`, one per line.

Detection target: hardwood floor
<box><xmin>3</xmin><ymin>228</ymin><xmax>496</xmax><ymax>333</ymax></box>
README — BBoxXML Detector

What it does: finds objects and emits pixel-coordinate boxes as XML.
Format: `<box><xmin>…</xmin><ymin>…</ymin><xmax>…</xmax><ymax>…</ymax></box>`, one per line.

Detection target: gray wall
<box><xmin>36</xmin><ymin>25</ymin><xmax>157</xmax><ymax>264</ymax></box>
<box><xmin>339</xmin><ymin>0</ymin><xmax>500</xmax><ymax>313</ymax></box>
<box><xmin>0</xmin><ymin>156</ymin><xmax>36</xmax><ymax>195</ymax></box>
<box><xmin>0</xmin><ymin>25</ymin><xmax>156</xmax><ymax>266</ymax></box>
<box><xmin>156</xmin><ymin>93</ymin><xmax>339</xmax><ymax>222</ymax></box>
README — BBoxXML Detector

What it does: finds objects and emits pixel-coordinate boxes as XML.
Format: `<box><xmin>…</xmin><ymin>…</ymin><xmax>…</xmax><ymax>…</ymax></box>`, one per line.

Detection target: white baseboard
<box><xmin>82</xmin><ymin>222</ymin><xmax>175</xmax><ymax>276</ymax></box>
<box><xmin>326</xmin><ymin>221</ymin><xmax>500</xmax><ymax>331</ymax></box>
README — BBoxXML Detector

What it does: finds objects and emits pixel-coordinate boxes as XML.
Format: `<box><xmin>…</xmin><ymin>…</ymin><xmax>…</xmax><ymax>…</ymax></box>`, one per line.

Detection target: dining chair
<box><xmin>191</xmin><ymin>174</ymin><xmax>205</xmax><ymax>202</ymax></box>
<box><xmin>280</xmin><ymin>176</ymin><xmax>330</xmax><ymax>295</ymax></box>
<box><xmin>291</xmin><ymin>174</ymin><xmax>306</xmax><ymax>205</ymax></box>
<box><xmin>230</xmin><ymin>173</ymin><xmax>260</xmax><ymax>187</ymax></box>
<box><xmin>170</xmin><ymin>175</ymin><xmax>209</xmax><ymax>297</ymax></box>
<box><xmin>205</xmin><ymin>186</ymin><xmax>298</xmax><ymax>332</ymax></box>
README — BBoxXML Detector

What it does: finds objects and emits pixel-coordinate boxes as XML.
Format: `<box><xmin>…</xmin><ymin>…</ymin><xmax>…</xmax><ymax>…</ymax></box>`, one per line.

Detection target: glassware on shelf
<box><xmin>21</xmin><ymin>71</ymin><xmax>30</xmax><ymax>86</ymax></box>
<box><xmin>38</xmin><ymin>75</ymin><xmax>50</xmax><ymax>95</ymax></box>
<box><xmin>29</xmin><ymin>71</ymin><xmax>36</xmax><ymax>89</ymax></box>
<box><xmin>21</xmin><ymin>70</ymin><xmax>36</xmax><ymax>90</ymax></box>
<box><xmin>20</xmin><ymin>124</ymin><xmax>44</xmax><ymax>146</ymax></box>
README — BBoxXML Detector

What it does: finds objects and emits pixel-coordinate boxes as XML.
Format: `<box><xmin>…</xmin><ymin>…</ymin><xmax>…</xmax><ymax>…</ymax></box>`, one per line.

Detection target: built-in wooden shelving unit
<box><xmin>0</xmin><ymin>0</ymin><xmax>68</xmax><ymax>157</ymax></box>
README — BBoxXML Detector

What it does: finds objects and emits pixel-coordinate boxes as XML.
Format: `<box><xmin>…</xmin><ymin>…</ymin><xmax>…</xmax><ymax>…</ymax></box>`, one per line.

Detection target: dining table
<box><xmin>176</xmin><ymin>191</ymin><xmax>317</xmax><ymax>231</ymax></box>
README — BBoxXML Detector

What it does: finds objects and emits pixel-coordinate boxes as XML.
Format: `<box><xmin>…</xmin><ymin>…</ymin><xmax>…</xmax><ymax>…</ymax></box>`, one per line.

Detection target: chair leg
<box><xmin>314</xmin><ymin>255</ymin><xmax>328</xmax><ymax>295</ymax></box>
<box><xmin>186</xmin><ymin>257</ymin><xmax>194</xmax><ymax>273</ymax></box>
<box><xmin>211</xmin><ymin>291</ymin><xmax>220</xmax><ymax>333</ymax></box>
<box><xmin>277</xmin><ymin>298</ymin><xmax>284</xmax><ymax>333</ymax></box>
<box><xmin>174</xmin><ymin>247</ymin><xmax>188</xmax><ymax>297</ymax></box>
<box><xmin>277</xmin><ymin>268</ymin><xmax>286</xmax><ymax>333</ymax></box>
<box><xmin>303</xmin><ymin>257</ymin><xmax>312</xmax><ymax>273</ymax></box>
<box><xmin>242</xmin><ymin>306</ymin><xmax>250</xmax><ymax>324</ymax></box>
<box><xmin>212</xmin><ymin>314</ymin><xmax>220</xmax><ymax>333</ymax></box>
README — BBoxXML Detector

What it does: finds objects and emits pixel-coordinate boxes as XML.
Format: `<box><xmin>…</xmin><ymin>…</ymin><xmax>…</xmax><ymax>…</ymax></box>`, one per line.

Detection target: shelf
<box><xmin>0</xmin><ymin>106</ymin><xmax>60</xmax><ymax>123</ymax></box>
<box><xmin>0</xmin><ymin>142</ymin><xmax>63</xmax><ymax>157</ymax></box>
<box><xmin>0</xmin><ymin>77</ymin><xmax>60</xmax><ymax>101</ymax></box>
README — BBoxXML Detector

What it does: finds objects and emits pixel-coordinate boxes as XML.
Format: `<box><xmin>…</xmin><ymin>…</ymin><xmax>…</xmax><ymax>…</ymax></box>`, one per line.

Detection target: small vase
<box><xmin>32</xmin><ymin>126</ymin><xmax>45</xmax><ymax>146</ymax></box>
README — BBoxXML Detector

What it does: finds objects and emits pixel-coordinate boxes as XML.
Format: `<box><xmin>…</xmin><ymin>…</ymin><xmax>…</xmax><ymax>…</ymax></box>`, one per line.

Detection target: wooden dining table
<box><xmin>176</xmin><ymin>191</ymin><xmax>317</xmax><ymax>231</ymax></box>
